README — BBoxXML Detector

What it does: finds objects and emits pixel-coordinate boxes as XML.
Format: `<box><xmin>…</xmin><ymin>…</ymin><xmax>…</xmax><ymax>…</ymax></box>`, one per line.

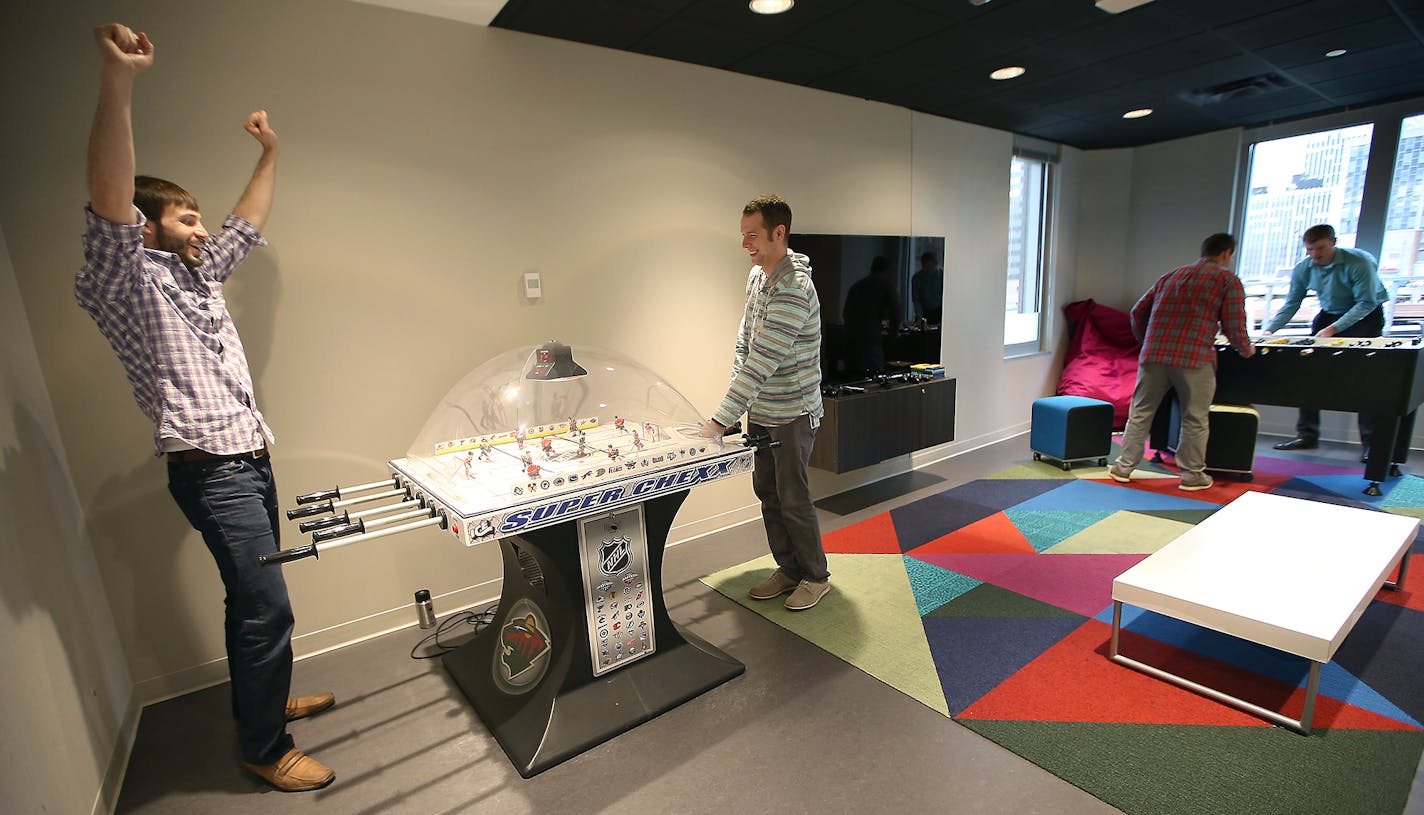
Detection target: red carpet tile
<box><xmin>959</xmin><ymin>620</ymin><xmax>1420</xmax><ymax>731</ymax></box>
<box><xmin>1089</xmin><ymin>470</ymin><xmax>1294</xmax><ymax>503</ymax></box>
<box><xmin>1375</xmin><ymin>554</ymin><xmax>1424</xmax><ymax>613</ymax></box>
<box><xmin>907</xmin><ymin>511</ymin><xmax>1037</xmax><ymax>556</ymax></box>
<box><xmin>821</xmin><ymin>511</ymin><xmax>902</xmax><ymax>555</ymax></box>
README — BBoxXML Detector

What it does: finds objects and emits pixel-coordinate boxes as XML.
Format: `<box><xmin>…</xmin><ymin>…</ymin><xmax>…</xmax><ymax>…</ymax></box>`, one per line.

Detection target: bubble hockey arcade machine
<box><xmin>264</xmin><ymin>341</ymin><xmax>761</xmax><ymax>776</ymax></box>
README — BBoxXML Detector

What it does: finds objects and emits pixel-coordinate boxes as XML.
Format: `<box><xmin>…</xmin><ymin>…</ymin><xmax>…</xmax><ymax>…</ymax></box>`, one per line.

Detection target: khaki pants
<box><xmin>1115</xmin><ymin>363</ymin><xmax>1216</xmax><ymax>477</ymax></box>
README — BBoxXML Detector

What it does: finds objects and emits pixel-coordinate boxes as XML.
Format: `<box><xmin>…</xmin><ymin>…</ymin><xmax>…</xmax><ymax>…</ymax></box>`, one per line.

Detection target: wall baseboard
<box><xmin>92</xmin><ymin>691</ymin><xmax>141</xmax><ymax>815</ymax></box>
<box><xmin>131</xmin><ymin>580</ymin><xmax>501</xmax><ymax>706</ymax></box>
<box><xmin>912</xmin><ymin>422</ymin><xmax>1030</xmax><ymax>470</ymax></box>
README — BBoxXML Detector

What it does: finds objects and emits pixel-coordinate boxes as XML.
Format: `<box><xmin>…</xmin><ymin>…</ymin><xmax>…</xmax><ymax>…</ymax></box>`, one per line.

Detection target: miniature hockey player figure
<box><xmin>577</xmin><ymin>434</ymin><xmax>588</xmax><ymax>458</ymax></box>
<box><xmin>568</xmin><ymin>416</ymin><xmax>578</xmax><ymax>434</ymax></box>
<box><xmin>632</xmin><ymin>430</ymin><xmax>644</xmax><ymax>451</ymax></box>
<box><xmin>615</xmin><ymin>416</ymin><xmax>626</xmax><ymax>432</ymax></box>
<box><xmin>606</xmin><ymin>444</ymin><xmax>620</xmax><ymax>460</ymax></box>
<box><xmin>541</xmin><ymin>436</ymin><xmax>555</xmax><ymax>460</ymax></box>
<box><xmin>644</xmin><ymin>421</ymin><xmax>656</xmax><ymax>441</ymax></box>
<box><xmin>478</xmin><ymin>440</ymin><xmax>493</xmax><ymax>462</ymax></box>
<box><xmin>522</xmin><ymin>451</ymin><xmax>533</xmax><ymax>470</ymax></box>
<box><xmin>515</xmin><ymin>429</ymin><xmax>526</xmax><ymax>449</ymax></box>
<box><xmin>526</xmin><ymin>461</ymin><xmax>541</xmax><ymax>479</ymax></box>
<box><xmin>459</xmin><ymin>451</ymin><xmax>475</xmax><ymax>479</ymax></box>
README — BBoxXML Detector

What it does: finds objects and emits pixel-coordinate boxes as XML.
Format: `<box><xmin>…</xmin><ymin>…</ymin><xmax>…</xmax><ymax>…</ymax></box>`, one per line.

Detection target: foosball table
<box><xmin>1215</xmin><ymin>335</ymin><xmax>1424</xmax><ymax>495</ymax></box>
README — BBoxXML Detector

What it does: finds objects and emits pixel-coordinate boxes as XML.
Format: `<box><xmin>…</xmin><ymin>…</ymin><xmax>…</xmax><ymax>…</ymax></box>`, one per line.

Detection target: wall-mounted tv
<box><xmin>790</xmin><ymin>233</ymin><xmax>946</xmax><ymax>382</ymax></box>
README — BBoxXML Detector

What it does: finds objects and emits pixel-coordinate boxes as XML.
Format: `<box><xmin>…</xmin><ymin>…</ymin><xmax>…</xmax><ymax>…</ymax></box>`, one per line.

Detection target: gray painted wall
<box><xmin>0</xmin><ymin>224</ymin><xmax>133</xmax><ymax>814</ymax></box>
<box><xmin>0</xmin><ymin>1</ymin><xmax>1083</xmax><ymax>807</ymax></box>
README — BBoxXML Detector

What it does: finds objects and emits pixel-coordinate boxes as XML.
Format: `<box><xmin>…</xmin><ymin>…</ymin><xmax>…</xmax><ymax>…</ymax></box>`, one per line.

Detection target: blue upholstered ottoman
<box><xmin>1030</xmin><ymin>395</ymin><xmax>1113</xmax><ymax>470</ymax></box>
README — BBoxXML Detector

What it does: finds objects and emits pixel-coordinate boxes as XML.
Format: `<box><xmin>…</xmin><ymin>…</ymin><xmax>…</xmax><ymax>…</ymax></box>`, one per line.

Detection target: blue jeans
<box><xmin>168</xmin><ymin>455</ymin><xmax>294</xmax><ymax>765</ymax></box>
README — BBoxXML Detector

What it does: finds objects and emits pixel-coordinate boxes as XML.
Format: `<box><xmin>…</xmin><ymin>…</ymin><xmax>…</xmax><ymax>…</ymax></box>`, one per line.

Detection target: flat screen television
<box><xmin>790</xmin><ymin>233</ymin><xmax>945</xmax><ymax>382</ymax></box>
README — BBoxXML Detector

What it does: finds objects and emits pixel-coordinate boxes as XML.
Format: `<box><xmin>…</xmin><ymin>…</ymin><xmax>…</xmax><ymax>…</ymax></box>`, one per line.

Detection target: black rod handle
<box><xmin>312</xmin><ymin>521</ymin><xmax>366</xmax><ymax>544</ymax></box>
<box><xmin>258</xmin><ymin>544</ymin><xmax>318</xmax><ymax>566</ymax></box>
<box><xmin>286</xmin><ymin>500</ymin><xmax>334</xmax><ymax>520</ymax></box>
<box><xmin>745</xmin><ymin>433</ymin><xmax>780</xmax><ymax>450</ymax></box>
<box><xmin>298</xmin><ymin>512</ymin><xmax>349</xmax><ymax>533</ymax></box>
<box><xmin>296</xmin><ymin>487</ymin><xmax>340</xmax><ymax>504</ymax></box>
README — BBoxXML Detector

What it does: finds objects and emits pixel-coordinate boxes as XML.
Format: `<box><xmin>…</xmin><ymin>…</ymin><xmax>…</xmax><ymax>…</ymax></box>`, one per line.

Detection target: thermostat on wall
<box><xmin>524</xmin><ymin>272</ymin><xmax>542</xmax><ymax>299</ymax></box>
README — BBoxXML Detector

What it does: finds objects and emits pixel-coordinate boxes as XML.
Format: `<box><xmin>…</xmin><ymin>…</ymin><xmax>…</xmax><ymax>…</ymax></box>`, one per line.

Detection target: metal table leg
<box><xmin>1108</xmin><ymin>601</ymin><xmax>1324</xmax><ymax>735</ymax></box>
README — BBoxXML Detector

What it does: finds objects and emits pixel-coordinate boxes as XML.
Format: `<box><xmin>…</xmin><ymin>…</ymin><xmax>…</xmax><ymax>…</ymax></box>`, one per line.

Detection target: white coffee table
<box><xmin>1109</xmin><ymin>491</ymin><xmax>1415</xmax><ymax>733</ymax></box>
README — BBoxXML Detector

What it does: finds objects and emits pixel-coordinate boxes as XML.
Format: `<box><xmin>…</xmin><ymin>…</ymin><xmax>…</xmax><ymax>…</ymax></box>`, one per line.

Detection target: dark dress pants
<box><xmin>750</xmin><ymin>415</ymin><xmax>829</xmax><ymax>583</ymax></box>
<box><xmin>1296</xmin><ymin>306</ymin><xmax>1384</xmax><ymax>444</ymax></box>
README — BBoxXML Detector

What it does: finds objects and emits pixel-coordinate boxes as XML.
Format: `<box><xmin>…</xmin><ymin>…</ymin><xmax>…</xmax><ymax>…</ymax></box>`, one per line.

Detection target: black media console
<box><xmin>810</xmin><ymin>376</ymin><xmax>956</xmax><ymax>473</ymax></box>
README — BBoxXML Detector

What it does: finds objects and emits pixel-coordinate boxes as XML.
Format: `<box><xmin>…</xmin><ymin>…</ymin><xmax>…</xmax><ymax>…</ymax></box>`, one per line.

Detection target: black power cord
<box><xmin>409</xmin><ymin>603</ymin><xmax>498</xmax><ymax>660</ymax></box>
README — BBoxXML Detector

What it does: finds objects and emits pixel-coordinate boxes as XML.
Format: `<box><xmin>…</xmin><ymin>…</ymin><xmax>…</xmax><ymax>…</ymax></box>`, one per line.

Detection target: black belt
<box><xmin>167</xmin><ymin>446</ymin><xmax>268</xmax><ymax>463</ymax></box>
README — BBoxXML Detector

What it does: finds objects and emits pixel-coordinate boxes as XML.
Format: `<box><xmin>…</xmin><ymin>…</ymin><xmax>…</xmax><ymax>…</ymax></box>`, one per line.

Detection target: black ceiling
<box><xmin>491</xmin><ymin>0</ymin><xmax>1424</xmax><ymax>149</ymax></box>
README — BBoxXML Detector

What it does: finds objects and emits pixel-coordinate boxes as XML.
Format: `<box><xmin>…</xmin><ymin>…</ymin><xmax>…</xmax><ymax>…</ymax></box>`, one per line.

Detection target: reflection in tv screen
<box><xmin>791</xmin><ymin>233</ymin><xmax>945</xmax><ymax>383</ymax></box>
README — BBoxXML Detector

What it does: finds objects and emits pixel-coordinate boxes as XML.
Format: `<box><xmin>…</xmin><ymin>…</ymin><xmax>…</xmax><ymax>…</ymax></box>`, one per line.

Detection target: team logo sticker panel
<box><xmin>494</xmin><ymin>598</ymin><xmax>553</xmax><ymax>693</ymax></box>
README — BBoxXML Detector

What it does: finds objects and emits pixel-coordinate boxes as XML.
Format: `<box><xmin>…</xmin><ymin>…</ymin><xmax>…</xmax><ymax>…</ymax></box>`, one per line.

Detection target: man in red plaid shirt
<box><xmin>1109</xmin><ymin>233</ymin><xmax>1256</xmax><ymax>491</ymax></box>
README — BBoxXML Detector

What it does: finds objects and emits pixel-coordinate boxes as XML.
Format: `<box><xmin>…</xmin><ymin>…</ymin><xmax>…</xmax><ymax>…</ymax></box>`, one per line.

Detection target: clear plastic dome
<box><xmin>395</xmin><ymin>341</ymin><xmax>720</xmax><ymax>515</ymax></box>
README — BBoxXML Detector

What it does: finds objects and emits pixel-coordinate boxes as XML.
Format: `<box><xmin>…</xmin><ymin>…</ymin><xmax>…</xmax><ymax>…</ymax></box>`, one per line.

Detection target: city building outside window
<box><xmin>1006</xmin><ymin>153</ymin><xmax>1053</xmax><ymax>355</ymax></box>
<box><xmin>1382</xmin><ymin>113</ymin><xmax>1424</xmax><ymax>280</ymax></box>
<box><xmin>1237</xmin><ymin>123</ymin><xmax>1374</xmax><ymax>331</ymax></box>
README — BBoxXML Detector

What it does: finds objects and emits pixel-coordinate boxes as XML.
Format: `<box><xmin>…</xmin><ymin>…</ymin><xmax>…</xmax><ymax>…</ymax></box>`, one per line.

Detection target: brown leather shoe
<box><xmin>243</xmin><ymin>748</ymin><xmax>335</xmax><ymax>792</ymax></box>
<box><xmin>286</xmin><ymin>692</ymin><xmax>336</xmax><ymax>722</ymax></box>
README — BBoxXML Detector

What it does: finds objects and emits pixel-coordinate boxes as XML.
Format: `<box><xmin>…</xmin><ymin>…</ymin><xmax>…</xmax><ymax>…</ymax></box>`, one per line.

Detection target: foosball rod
<box><xmin>259</xmin><ymin>514</ymin><xmax>447</xmax><ymax>566</ymax></box>
<box><xmin>286</xmin><ymin>487</ymin><xmax>409</xmax><ymax>520</ymax></box>
<box><xmin>293</xmin><ymin>478</ymin><xmax>398</xmax><ymax>504</ymax></box>
<box><xmin>297</xmin><ymin>498</ymin><xmax>426</xmax><ymax>533</ymax></box>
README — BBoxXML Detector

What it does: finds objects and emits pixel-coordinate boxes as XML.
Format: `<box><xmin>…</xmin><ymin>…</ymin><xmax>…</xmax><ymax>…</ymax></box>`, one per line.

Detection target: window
<box><xmin>1234</xmin><ymin>101</ymin><xmax>1424</xmax><ymax>335</ymax></box>
<box><xmin>1238</xmin><ymin>123</ymin><xmax>1374</xmax><ymax>287</ymax></box>
<box><xmin>1005</xmin><ymin>152</ymin><xmax>1053</xmax><ymax>355</ymax></box>
<box><xmin>1382</xmin><ymin>113</ymin><xmax>1424</xmax><ymax>279</ymax></box>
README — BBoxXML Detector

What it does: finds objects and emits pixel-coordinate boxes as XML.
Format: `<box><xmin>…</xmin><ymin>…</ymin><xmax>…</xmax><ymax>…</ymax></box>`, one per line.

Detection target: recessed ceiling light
<box><xmin>990</xmin><ymin>66</ymin><xmax>1026</xmax><ymax>80</ymax></box>
<box><xmin>1325</xmin><ymin>48</ymin><xmax>1347</xmax><ymax>58</ymax></box>
<box><xmin>1122</xmin><ymin>108</ymin><xmax>1154</xmax><ymax>119</ymax></box>
<box><xmin>749</xmin><ymin>0</ymin><xmax>794</xmax><ymax>13</ymax></box>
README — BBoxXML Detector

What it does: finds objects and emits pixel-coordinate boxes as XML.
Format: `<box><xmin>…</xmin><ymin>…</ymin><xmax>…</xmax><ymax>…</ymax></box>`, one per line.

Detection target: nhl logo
<box><xmin>599</xmin><ymin>534</ymin><xmax>632</xmax><ymax>575</ymax></box>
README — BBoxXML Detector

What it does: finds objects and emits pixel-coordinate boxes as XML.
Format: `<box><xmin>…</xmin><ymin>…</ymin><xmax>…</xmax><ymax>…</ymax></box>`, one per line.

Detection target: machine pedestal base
<box><xmin>442</xmin><ymin>490</ymin><xmax>744</xmax><ymax>777</ymax></box>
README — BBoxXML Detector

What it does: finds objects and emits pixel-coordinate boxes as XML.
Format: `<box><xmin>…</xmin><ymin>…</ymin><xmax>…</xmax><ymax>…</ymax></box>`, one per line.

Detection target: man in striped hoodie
<box><xmin>708</xmin><ymin>195</ymin><xmax>830</xmax><ymax>611</ymax></box>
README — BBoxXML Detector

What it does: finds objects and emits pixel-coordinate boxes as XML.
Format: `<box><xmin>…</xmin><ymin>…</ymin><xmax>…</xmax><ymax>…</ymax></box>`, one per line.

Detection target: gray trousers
<box><xmin>750</xmin><ymin>415</ymin><xmax>829</xmax><ymax>582</ymax></box>
<box><xmin>1115</xmin><ymin>363</ymin><xmax>1216</xmax><ymax>477</ymax></box>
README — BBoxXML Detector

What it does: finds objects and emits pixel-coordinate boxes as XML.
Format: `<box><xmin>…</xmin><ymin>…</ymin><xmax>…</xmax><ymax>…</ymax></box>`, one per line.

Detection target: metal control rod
<box><xmin>310</xmin><ymin>508</ymin><xmax>434</xmax><ymax>543</ymax></box>
<box><xmin>294</xmin><ymin>478</ymin><xmax>398</xmax><ymax>504</ymax></box>
<box><xmin>745</xmin><ymin>433</ymin><xmax>781</xmax><ymax>451</ymax></box>
<box><xmin>259</xmin><ymin>513</ymin><xmax>447</xmax><ymax>566</ymax></box>
<box><xmin>297</xmin><ymin>498</ymin><xmax>425</xmax><ymax>533</ymax></box>
<box><xmin>286</xmin><ymin>487</ymin><xmax>409</xmax><ymax>520</ymax></box>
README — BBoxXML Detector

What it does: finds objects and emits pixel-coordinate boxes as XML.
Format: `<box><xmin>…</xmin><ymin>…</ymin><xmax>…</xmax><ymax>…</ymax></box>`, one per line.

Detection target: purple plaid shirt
<box><xmin>76</xmin><ymin>205</ymin><xmax>275</xmax><ymax>456</ymax></box>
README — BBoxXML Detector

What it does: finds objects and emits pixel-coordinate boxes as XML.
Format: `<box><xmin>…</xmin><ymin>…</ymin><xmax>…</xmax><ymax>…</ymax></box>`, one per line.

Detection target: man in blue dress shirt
<box><xmin>1264</xmin><ymin>224</ymin><xmax>1388</xmax><ymax>457</ymax></box>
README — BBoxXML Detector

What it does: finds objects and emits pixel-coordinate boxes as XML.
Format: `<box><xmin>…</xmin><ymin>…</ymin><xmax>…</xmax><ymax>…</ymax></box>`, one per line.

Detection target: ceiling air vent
<box><xmin>1178</xmin><ymin>73</ymin><xmax>1295</xmax><ymax>107</ymax></box>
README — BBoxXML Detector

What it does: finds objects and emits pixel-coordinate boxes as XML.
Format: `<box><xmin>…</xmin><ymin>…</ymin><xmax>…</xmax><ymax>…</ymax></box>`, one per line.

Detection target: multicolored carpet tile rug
<box><xmin>703</xmin><ymin>451</ymin><xmax>1424</xmax><ymax>815</ymax></box>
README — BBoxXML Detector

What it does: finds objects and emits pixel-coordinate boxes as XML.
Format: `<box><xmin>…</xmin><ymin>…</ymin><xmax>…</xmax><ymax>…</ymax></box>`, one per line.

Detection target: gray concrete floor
<box><xmin>114</xmin><ymin>434</ymin><xmax>1424</xmax><ymax>815</ymax></box>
